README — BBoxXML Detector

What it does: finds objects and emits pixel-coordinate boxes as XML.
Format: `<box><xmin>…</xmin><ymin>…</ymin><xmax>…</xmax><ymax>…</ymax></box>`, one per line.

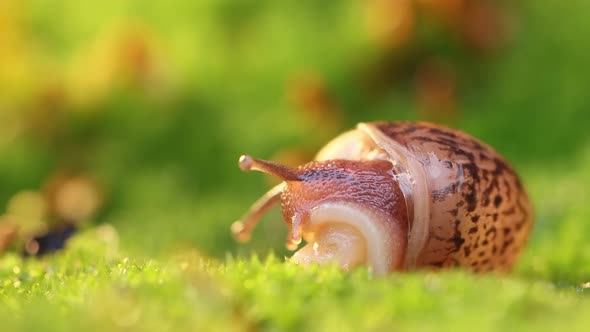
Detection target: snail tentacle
<box><xmin>231</xmin><ymin>182</ymin><xmax>285</xmax><ymax>242</ymax></box>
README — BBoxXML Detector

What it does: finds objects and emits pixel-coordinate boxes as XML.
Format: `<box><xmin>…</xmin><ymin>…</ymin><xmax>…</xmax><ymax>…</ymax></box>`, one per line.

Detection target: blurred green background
<box><xmin>1</xmin><ymin>0</ymin><xmax>589</xmax><ymax>283</ymax></box>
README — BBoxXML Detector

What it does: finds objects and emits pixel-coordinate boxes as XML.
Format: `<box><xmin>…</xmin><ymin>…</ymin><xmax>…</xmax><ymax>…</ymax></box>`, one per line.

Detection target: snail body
<box><xmin>233</xmin><ymin>122</ymin><xmax>532</xmax><ymax>275</ymax></box>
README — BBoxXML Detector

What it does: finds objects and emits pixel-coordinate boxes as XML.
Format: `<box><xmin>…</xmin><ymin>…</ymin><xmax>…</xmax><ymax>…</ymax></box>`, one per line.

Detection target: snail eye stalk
<box><xmin>238</xmin><ymin>155</ymin><xmax>301</xmax><ymax>181</ymax></box>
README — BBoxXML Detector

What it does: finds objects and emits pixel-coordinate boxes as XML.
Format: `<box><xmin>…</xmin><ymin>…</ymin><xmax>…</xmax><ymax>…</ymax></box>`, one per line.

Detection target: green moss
<box><xmin>1</xmin><ymin>237</ymin><xmax>589</xmax><ymax>332</ymax></box>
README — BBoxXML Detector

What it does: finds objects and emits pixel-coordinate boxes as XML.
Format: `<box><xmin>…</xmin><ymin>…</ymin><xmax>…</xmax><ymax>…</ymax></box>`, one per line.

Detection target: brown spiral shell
<box><xmin>315</xmin><ymin>121</ymin><xmax>533</xmax><ymax>272</ymax></box>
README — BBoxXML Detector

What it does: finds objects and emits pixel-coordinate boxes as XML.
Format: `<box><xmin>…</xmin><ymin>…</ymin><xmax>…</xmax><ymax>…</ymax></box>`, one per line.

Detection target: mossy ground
<box><xmin>1</xmin><ymin>240</ymin><xmax>589</xmax><ymax>332</ymax></box>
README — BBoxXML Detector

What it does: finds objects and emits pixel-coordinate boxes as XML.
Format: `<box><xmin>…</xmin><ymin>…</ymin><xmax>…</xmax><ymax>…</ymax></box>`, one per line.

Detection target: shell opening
<box><xmin>358</xmin><ymin>123</ymin><xmax>430</xmax><ymax>269</ymax></box>
<box><xmin>290</xmin><ymin>202</ymin><xmax>404</xmax><ymax>275</ymax></box>
<box><xmin>291</xmin><ymin>223</ymin><xmax>367</xmax><ymax>270</ymax></box>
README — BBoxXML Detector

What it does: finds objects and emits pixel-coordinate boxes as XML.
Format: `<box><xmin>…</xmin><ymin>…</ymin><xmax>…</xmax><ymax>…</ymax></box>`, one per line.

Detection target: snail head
<box><xmin>232</xmin><ymin>154</ymin><xmax>409</xmax><ymax>273</ymax></box>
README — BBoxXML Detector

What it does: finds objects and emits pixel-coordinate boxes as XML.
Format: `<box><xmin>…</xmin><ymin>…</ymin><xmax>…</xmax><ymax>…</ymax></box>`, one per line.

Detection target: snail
<box><xmin>232</xmin><ymin>122</ymin><xmax>532</xmax><ymax>275</ymax></box>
